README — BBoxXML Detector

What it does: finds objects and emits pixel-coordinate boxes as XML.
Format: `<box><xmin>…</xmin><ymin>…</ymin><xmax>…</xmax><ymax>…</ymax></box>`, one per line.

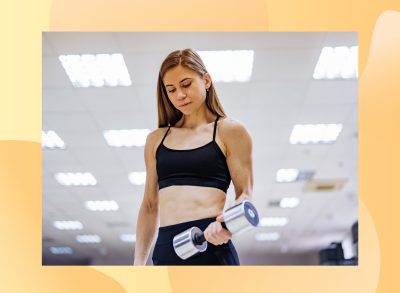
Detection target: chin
<box><xmin>179</xmin><ymin>106</ymin><xmax>196</xmax><ymax>114</ymax></box>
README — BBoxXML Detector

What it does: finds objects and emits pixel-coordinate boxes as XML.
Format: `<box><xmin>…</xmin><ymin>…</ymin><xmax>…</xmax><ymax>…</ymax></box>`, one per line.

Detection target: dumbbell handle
<box><xmin>193</xmin><ymin>221</ymin><xmax>228</xmax><ymax>245</ymax></box>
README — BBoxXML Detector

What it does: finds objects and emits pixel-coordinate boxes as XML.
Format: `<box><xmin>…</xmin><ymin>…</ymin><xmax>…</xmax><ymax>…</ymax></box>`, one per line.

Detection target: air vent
<box><xmin>42</xmin><ymin>237</ymin><xmax>55</xmax><ymax>243</ymax></box>
<box><xmin>297</xmin><ymin>170</ymin><xmax>315</xmax><ymax>181</ymax></box>
<box><xmin>268</xmin><ymin>197</ymin><xmax>300</xmax><ymax>208</ymax></box>
<box><xmin>268</xmin><ymin>200</ymin><xmax>281</xmax><ymax>207</ymax></box>
<box><xmin>275</xmin><ymin>169</ymin><xmax>315</xmax><ymax>183</ymax></box>
<box><xmin>303</xmin><ymin>179</ymin><xmax>347</xmax><ymax>192</ymax></box>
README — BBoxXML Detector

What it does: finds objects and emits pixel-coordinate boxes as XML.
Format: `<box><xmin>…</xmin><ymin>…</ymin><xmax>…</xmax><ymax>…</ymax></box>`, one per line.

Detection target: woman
<box><xmin>134</xmin><ymin>48</ymin><xmax>253</xmax><ymax>265</ymax></box>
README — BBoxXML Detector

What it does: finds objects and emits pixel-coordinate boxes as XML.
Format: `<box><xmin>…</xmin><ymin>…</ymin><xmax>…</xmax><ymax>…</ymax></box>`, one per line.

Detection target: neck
<box><xmin>177</xmin><ymin>107</ymin><xmax>216</xmax><ymax>130</ymax></box>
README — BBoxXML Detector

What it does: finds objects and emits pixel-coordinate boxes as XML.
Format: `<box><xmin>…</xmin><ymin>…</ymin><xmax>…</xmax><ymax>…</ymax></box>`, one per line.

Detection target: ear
<box><xmin>203</xmin><ymin>72</ymin><xmax>212</xmax><ymax>88</ymax></box>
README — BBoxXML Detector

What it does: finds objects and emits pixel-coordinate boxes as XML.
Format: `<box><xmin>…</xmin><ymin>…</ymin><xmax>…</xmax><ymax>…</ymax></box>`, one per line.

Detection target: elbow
<box><xmin>150</xmin><ymin>202</ymin><xmax>160</xmax><ymax>214</ymax></box>
<box><xmin>145</xmin><ymin>203</ymin><xmax>157</xmax><ymax>214</ymax></box>
<box><xmin>143</xmin><ymin>198</ymin><xmax>159</xmax><ymax>214</ymax></box>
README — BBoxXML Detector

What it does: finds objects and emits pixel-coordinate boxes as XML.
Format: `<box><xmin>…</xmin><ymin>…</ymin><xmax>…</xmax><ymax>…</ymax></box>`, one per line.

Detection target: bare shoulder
<box><xmin>147</xmin><ymin>127</ymin><xmax>167</xmax><ymax>141</ymax></box>
<box><xmin>218</xmin><ymin>117</ymin><xmax>252</xmax><ymax>154</ymax></box>
<box><xmin>219</xmin><ymin>117</ymin><xmax>251</xmax><ymax>139</ymax></box>
<box><xmin>145</xmin><ymin>127</ymin><xmax>169</xmax><ymax>157</ymax></box>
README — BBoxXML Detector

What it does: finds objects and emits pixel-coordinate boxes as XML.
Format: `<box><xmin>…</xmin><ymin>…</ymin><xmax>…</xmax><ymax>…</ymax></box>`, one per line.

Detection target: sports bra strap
<box><xmin>160</xmin><ymin>126</ymin><xmax>171</xmax><ymax>145</ymax></box>
<box><xmin>213</xmin><ymin>116</ymin><xmax>220</xmax><ymax>141</ymax></box>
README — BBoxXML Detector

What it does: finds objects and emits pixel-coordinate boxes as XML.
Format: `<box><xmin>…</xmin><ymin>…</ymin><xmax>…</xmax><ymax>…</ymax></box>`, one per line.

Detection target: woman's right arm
<box><xmin>133</xmin><ymin>130</ymin><xmax>160</xmax><ymax>265</ymax></box>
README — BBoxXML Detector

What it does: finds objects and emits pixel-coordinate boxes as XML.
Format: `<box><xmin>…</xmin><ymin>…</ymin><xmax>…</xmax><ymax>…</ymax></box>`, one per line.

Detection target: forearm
<box><xmin>133</xmin><ymin>203</ymin><xmax>159</xmax><ymax>265</ymax></box>
<box><xmin>234</xmin><ymin>192</ymin><xmax>252</xmax><ymax>205</ymax></box>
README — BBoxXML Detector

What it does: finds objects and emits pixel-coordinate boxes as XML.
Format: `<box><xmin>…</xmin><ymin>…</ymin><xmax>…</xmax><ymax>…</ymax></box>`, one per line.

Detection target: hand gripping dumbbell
<box><xmin>173</xmin><ymin>200</ymin><xmax>259</xmax><ymax>260</ymax></box>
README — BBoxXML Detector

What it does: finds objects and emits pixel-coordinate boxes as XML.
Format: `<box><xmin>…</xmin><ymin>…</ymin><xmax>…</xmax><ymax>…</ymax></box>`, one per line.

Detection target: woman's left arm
<box><xmin>224</xmin><ymin>119</ymin><xmax>254</xmax><ymax>204</ymax></box>
<box><xmin>203</xmin><ymin>119</ymin><xmax>254</xmax><ymax>245</ymax></box>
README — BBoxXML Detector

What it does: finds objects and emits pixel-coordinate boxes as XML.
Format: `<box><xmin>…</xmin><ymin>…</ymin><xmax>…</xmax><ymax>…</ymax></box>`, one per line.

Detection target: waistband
<box><xmin>156</xmin><ymin>217</ymin><xmax>217</xmax><ymax>245</ymax></box>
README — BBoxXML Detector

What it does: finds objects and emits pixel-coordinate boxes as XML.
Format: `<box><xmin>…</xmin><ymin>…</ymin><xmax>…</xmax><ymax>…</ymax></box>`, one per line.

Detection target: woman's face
<box><xmin>163</xmin><ymin>64</ymin><xmax>211</xmax><ymax>114</ymax></box>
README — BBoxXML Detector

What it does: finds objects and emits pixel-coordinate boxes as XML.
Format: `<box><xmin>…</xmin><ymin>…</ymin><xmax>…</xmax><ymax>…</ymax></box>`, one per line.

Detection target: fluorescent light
<box><xmin>42</xmin><ymin>130</ymin><xmax>65</xmax><ymax>149</ymax></box>
<box><xmin>58</xmin><ymin>53</ymin><xmax>132</xmax><ymax>88</ymax></box>
<box><xmin>313</xmin><ymin>46</ymin><xmax>358</xmax><ymax>80</ymax></box>
<box><xmin>128</xmin><ymin>172</ymin><xmax>146</xmax><ymax>185</ymax></box>
<box><xmin>259</xmin><ymin>217</ymin><xmax>288</xmax><ymax>227</ymax></box>
<box><xmin>50</xmin><ymin>246</ymin><xmax>74</xmax><ymax>255</ymax></box>
<box><xmin>120</xmin><ymin>234</ymin><xmax>136</xmax><ymax>243</ymax></box>
<box><xmin>76</xmin><ymin>234</ymin><xmax>101</xmax><ymax>243</ymax></box>
<box><xmin>55</xmin><ymin>172</ymin><xmax>97</xmax><ymax>186</ymax></box>
<box><xmin>84</xmin><ymin>200</ymin><xmax>119</xmax><ymax>211</ymax></box>
<box><xmin>53</xmin><ymin>220</ymin><xmax>83</xmax><ymax>230</ymax></box>
<box><xmin>103</xmin><ymin>129</ymin><xmax>150</xmax><ymax>147</ymax></box>
<box><xmin>197</xmin><ymin>50</ymin><xmax>254</xmax><ymax>82</ymax></box>
<box><xmin>280</xmin><ymin>197</ymin><xmax>300</xmax><ymax>208</ymax></box>
<box><xmin>276</xmin><ymin>169</ymin><xmax>299</xmax><ymax>183</ymax></box>
<box><xmin>290</xmin><ymin>124</ymin><xmax>343</xmax><ymax>144</ymax></box>
<box><xmin>255</xmin><ymin>232</ymin><xmax>280</xmax><ymax>241</ymax></box>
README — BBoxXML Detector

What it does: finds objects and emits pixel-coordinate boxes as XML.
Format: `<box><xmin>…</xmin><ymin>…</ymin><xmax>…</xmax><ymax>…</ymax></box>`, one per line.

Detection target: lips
<box><xmin>179</xmin><ymin>102</ymin><xmax>191</xmax><ymax>107</ymax></box>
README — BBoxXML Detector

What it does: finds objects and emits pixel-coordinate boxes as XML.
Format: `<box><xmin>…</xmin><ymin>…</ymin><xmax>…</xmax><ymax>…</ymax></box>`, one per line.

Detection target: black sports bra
<box><xmin>156</xmin><ymin>116</ymin><xmax>231</xmax><ymax>193</ymax></box>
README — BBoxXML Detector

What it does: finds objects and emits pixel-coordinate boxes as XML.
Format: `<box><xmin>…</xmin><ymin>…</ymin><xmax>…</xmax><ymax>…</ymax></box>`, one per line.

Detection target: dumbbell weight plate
<box><xmin>224</xmin><ymin>200</ymin><xmax>259</xmax><ymax>235</ymax></box>
<box><xmin>173</xmin><ymin>226</ymin><xmax>207</xmax><ymax>260</ymax></box>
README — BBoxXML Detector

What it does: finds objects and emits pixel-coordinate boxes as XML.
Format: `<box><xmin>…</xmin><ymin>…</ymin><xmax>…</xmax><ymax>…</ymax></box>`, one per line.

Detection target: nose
<box><xmin>176</xmin><ymin>88</ymin><xmax>187</xmax><ymax>100</ymax></box>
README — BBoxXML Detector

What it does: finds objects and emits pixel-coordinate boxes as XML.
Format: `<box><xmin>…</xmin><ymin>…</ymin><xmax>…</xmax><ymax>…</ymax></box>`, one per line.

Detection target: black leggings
<box><xmin>152</xmin><ymin>217</ymin><xmax>240</xmax><ymax>265</ymax></box>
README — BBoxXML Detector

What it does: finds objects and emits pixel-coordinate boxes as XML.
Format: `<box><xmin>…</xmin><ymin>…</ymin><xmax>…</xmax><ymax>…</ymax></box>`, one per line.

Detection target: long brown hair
<box><xmin>157</xmin><ymin>48</ymin><xmax>227</xmax><ymax>127</ymax></box>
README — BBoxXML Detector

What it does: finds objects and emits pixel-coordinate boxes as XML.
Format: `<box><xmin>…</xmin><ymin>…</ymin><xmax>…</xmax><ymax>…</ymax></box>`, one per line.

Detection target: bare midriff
<box><xmin>158</xmin><ymin>185</ymin><xmax>226</xmax><ymax>227</ymax></box>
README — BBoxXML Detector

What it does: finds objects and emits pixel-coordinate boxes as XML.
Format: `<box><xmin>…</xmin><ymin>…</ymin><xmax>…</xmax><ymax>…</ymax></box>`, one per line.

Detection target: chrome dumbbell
<box><xmin>173</xmin><ymin>200</ymin><xmax>259</xmax><ymax>260</ymax></box>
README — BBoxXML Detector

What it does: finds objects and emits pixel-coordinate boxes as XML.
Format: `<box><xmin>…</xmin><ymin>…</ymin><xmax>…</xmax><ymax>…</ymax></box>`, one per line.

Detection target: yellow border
<box><xmin>1</xmin><ymin>0</ymin><xmax>400</xmax><ymax>292</ymax></box>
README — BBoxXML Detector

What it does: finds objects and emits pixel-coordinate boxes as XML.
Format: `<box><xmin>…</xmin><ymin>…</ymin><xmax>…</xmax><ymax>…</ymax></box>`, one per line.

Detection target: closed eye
<box><xmin>168</xmin><ymin>83</ymin><xmax>191</xmax><ymax>93</ymax></box>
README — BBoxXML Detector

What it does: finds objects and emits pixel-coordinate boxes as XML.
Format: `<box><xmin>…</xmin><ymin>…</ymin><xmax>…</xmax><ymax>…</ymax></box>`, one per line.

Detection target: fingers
<box><xmin>204</xmin><ymin>222</ymin><xmax>232</xmax><ymax>245</ymax></box>
<box><xmin>216</xmin><ymin>214</ymin><xmax>224</xmax><ymax>222</ymax></box>
<box><xmin>209</xmin><ymin>224</ymin><xmax>225</xmax><ymax>244</ymax></box>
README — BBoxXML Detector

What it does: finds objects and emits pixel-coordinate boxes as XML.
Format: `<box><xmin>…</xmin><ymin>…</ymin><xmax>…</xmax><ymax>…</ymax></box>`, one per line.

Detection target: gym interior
<box><xmin>42</xmin><ymin>32</ymin><xmax>358</xmax><ymax>265</ymax></box>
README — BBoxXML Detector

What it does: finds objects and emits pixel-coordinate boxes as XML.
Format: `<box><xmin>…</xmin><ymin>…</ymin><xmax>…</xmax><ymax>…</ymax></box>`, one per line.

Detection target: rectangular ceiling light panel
<box><xmin>197</xmin><ymin>50</ymin><xmax>254</xmax><ymax>82</ymax></box>
<box><xmin>313</xmin><ymin>46</ymin><xmax>358</xmax><ymax>80</ymax></box>
<box><xmin>290</xmin><ymin>124</ymin><xmax>343</xmax><ymax>144</ymax></box>
<box><xmin>59</xmin><ymin>53</ymin><xmax>132</xmax><ymax>88</ymax></box>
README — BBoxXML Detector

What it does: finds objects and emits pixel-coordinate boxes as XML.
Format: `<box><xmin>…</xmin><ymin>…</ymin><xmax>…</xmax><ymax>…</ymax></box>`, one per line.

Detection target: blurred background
<box><xmin>42</xmin><ymin>32</ymin><xmax>358</xmax><ymax>265</ymax></box>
